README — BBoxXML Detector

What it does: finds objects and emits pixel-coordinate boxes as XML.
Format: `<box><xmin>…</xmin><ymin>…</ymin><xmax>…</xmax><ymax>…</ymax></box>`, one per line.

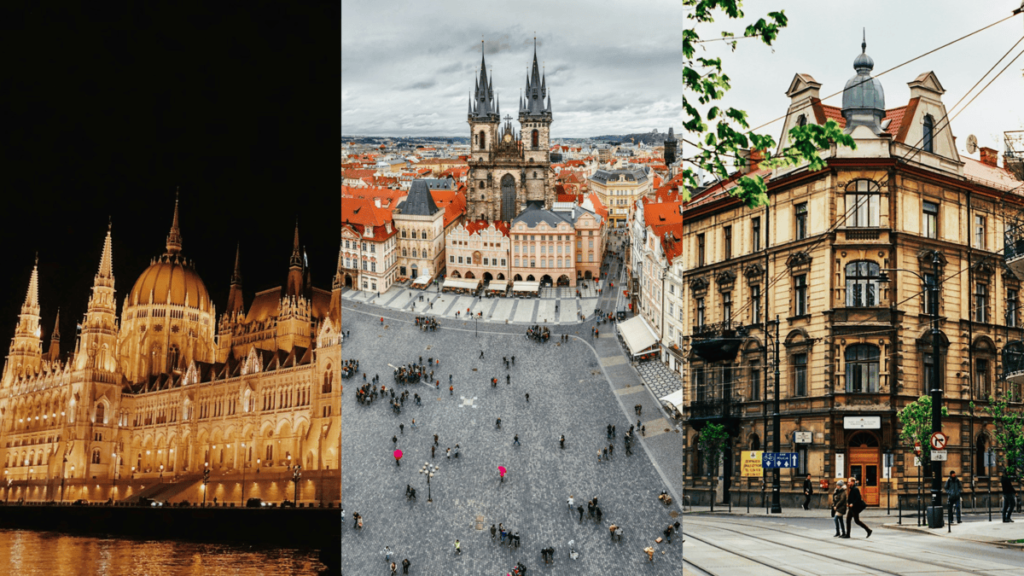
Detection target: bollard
<box><xmin>747</xmin><ymin>493</ymin><xmax>750</xmax><ymax>514</ymax></box>
<box><xmin>988</xmin><ymin>481</ymin><xmax>992</xmax><ymax>523</ymax></box>
<box><xmin>898</xmin><ymin>494</ymin><xmax>902</xmax><ymax>525</ymax></box>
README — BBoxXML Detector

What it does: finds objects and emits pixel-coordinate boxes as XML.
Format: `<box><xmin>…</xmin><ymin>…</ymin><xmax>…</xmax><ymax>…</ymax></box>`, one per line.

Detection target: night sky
<box><xmin>1</xmin><ymin>3</ymin><xmax>337</xmax><ymax>360</ymax></box>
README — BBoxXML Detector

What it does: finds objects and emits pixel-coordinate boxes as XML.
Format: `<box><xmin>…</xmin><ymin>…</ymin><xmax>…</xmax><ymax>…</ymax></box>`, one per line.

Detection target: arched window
<box><xmin>95</xmin><ymin>403</ymin><xmax>105</xmax><ymax>424</ymax></box>
<box><xmin>796</xmin><ymin>114</ymin><xmax>807</xmax><ymax>127</ymax></box>
<box><xmin>323</xmin><ymin>369</ymin><xmax>333</xmax><ymax>394</ymax></box>
<box><xmin>92</xmin><ymin>449</ymin><xmax>101</xmax><ymax>464</ymax></box>
<box><xmin>478</xmin><ymin>131</ymin><xmax>485</xmax><ymax>149</ymax></box>
<box><xmin>531</xmin><ymin>129</ymin><xmax>539</xmax><ymax>148</ymax></box>
<box><xmin>845</xmin><ymin>179</ymin><xmax>880</xmax><ymax>227</ymax></box>
<box><xmin>266</xmin><ymin>444</ymin><xmax>274</xmax><ymax>463</ymax></box>
<box><xmin>845</xmin><ymin>261</ymin><xmax>881</xmax><ymax>307</ymax></box>
<box><xmin>923</xmin><ymin>115</ymin><xmax>934</xmax><ymax>153</ymax></box>
<box><xmin>167</xmin><ymin>345</ymin><xmax>180</xmax><ymax>372</ymax></box>
<box><xmin>749</xmin><ymin>433</ymin><xmax>761</xmax><ymax>450</ymax></box>
<box><xmin>845</xmin><ymin>344</ymin><xmax>880</xmax><ymax>393</ymax></box>
<box><xmin>479</xmin><ymin>181</ymin><xmax>485</xmax><ymax>189</ymax></box>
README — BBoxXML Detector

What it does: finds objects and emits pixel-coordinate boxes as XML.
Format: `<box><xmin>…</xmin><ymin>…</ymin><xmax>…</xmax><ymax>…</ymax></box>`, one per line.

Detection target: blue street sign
<box><xmin>761</xmin><ymin>452</ymin><xmax>799</xmax><ymax>469</ymax></box>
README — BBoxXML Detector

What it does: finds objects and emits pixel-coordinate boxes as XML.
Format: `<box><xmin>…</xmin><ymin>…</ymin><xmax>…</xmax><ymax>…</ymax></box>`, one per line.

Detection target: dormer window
<box><xmin>923</xmin><ymin>115</ymin><xmax>934</xmax><ymax>153</ymax></box>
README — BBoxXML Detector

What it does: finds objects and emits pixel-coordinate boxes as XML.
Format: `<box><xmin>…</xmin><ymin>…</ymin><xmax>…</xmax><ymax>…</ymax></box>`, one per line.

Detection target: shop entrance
<box><xmin>847</xmin><ymin>431</ymin><xmax>880</xmax><ymax>506</ymax></box>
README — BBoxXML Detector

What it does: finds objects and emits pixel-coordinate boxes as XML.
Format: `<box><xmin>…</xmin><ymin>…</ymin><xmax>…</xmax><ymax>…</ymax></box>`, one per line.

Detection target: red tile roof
<box><xmin>813</xmin><ymin>99</ymin><xmax>910</xmax><ymax>138</ymax></box>
<box><xmin>586</xmin><ymin>193</ymin><xmax>608</xmax><ymax>220</ymax></box>
<box><xmin>463</xmin><ymin>219</ymin><xmax>510</xmax><ymax>237</ymax></box>
<box><xmin>660</xmin><ymin>222</ymin><xmax>685</xmax><ymax>264</ymax></box>
<box><xmin>643</xmin><ymin>201</ymin><xmax>683</xmax><ymax>229</ymax></box>
<box><xmin>342</xmin><ymin>169</ymin><xmax>376</xmax><ymax>181</ymax></box>
<box><xmin>430</xmin><ymin>190</ymin><xmax>467</xmax><ymax>227</ymax></box>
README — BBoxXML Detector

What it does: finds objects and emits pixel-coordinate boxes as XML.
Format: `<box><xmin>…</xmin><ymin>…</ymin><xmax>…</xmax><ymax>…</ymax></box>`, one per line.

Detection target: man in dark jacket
<box><xmin>803</xmin><ymin>473</ymin><xmax>814</xmax><ymax>510</ymax></box>
<box><xmin>944</xmin><ymin>470</ymin><xmax>963</xmax><ymax>524</ymax></box>
<box><xmin>1002</xmin><ymin>474</ymin><xmax>1017</xmax><ymax>523</ymax></box>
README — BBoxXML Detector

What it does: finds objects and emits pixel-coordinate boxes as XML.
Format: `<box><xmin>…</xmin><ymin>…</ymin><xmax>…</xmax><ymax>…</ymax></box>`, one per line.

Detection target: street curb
<box><xmin>881</xmin><ymin>522</ymin><xmax>1024</xmax><ymax>548</ymax></box>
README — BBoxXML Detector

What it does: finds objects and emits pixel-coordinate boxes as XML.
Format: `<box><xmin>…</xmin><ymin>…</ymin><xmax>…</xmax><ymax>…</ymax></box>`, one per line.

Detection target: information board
<box><xmin>741</xmin><ymin>451</ymin><xmax>764</xmax><ymax>477</ymax></box>
<box><xmin>762</xmin><ymin>452</ymin><xmax>799</xmax><ymax>469</ymax></box>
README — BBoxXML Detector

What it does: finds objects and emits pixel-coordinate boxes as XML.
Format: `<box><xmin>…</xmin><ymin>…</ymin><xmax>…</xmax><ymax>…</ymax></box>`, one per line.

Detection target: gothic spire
<box><xmin>290</xmin><ymin>220</ymin><xmax>302</xmax><ymax>269</ymax></box>
<box><xmin>165</xmin><ymin>188</ymin><xmax>183</xmax><ymax>255</ymax></box>
<box><xmin>231</xmin><ymin>242</ymin><xmax>242</xmax><ymax>286</ymax></box>
<box><xmin>52</xmin><ymin>308</ymin><xmax>60</xmax><ymax>340</ymax></box>
<box><xmin>97</xmin><ymin>220</ymin><xmax>114</xmax><ymax>280</ymax></box>
<box><xmin>22</xmin><ymin>254</ymin><xmax>40</xmax><ymax>314</ymax></box>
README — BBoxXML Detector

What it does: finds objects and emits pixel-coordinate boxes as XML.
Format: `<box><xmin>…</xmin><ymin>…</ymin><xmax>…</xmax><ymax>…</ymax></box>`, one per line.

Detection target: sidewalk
<box><xmin>683</xmin><ymin>504</ymin><xmax>897</xmax><ymax>519</ymax></box>
<box><xmin>884</xmin><ymin>517</ymin><xmax>1024</xmax><ymax>546</ymax></box>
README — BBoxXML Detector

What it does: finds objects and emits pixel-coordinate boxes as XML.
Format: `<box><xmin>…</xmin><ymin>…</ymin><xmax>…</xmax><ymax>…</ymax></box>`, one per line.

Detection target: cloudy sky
<box><xmin>686</xmin><ymin>0</ymin><xmax>1023</xmax><ymax>160</ymax></box>
<box><xmin>341</xmin><ymin>0</ymin><xmax>681</xmax><ymax>138</ymax></box>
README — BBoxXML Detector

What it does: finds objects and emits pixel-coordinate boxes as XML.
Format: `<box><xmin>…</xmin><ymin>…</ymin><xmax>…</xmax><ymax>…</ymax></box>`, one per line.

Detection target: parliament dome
<box><xmin>128</xmin><ymin>254</ymin><xmax>211</xmax><ymax>312</ymax></box>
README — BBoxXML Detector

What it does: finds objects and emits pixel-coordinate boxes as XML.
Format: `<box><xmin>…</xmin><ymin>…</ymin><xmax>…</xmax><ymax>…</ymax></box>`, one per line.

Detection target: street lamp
<box><xmin>159</xmin><ymin>464</ymin><xmax>164</xmax><ymax>483</ymax></box>
<box><xmin>881</xmin><ymin>258</ymin><xmax>945</xmax><ymax>527</ymax></box>
<box><xmin>292</xmin><ymin>465</ymin><xmax>302</xmax><ymax>504</ymax></box>
<box><xmin>419</xmin><ymin>462</ymin><xmax>439</xmax><ymax>503</ymax></box>
<box><xmin>60</xmin><ymin>455</ymin><xmax>68</xmax><ymax>503</ymax></box>
<box><xmin>202</xmin><ymin>465</ymin><xmax>210</xmax><ymax>507</ymax></box>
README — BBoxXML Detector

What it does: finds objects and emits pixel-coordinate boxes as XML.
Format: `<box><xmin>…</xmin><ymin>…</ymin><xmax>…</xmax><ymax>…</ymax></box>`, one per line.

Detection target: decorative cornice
<box><xmin>786</xmin><ymin>251</ymin><xmax>812</xmax><ymax>269</ymax></box>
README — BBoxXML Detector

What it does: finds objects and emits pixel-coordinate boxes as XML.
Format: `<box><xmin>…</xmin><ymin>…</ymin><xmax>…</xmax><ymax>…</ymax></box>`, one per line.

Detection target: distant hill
<box><xmin>592</xmin><ymin>132</ymin><xmax>672</xmax><ymax>146</ymax></box>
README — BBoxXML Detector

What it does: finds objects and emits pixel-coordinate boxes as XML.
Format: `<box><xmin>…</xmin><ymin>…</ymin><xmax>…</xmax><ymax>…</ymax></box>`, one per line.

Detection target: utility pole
<box><xmin>771</xmin><ymin>315</ymin><xmax>781</xmax><ymax>514</ymax></box>
<box><xmin>927</xmin><ymin>252</ymin><xmax>945</xmax><ymax>528</ymax></box>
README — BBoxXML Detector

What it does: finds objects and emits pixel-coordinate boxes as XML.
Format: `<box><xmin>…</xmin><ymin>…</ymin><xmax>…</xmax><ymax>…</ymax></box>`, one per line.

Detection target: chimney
<box><xmin>749</xmin><ymin>148</ymin><xmax>764</xmax><ymax>169</ymax></box>
<box><xmin>979</xmin><ymin>147</ymin><xmax>998</xmax><ymax>168</ymax></box>
<box><xmin>374</xmin><ymin>198</ymin><xmax>382</xmax><ymax>208</ymax></box>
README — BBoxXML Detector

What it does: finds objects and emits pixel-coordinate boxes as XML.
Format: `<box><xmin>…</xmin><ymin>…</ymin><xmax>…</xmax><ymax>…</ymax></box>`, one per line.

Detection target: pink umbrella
<box><xmin>394</xmin><ymin>449</ymin><xmax>403</xmax><ymax>460</ymax></box>
<box><xmin>498</xmin><ymin>466</ymin><xmax>506</xmax><ymax>477</ymax></box>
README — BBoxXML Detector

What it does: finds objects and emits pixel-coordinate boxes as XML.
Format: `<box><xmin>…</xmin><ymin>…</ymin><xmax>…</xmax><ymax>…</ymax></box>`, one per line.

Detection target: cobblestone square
<box><xmin>341</xmin><ymin>304</ymin><xmax>682</xmax><ymax>575</ymax></box>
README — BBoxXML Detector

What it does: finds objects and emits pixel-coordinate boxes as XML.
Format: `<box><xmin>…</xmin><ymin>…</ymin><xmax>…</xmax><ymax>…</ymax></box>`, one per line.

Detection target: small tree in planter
<box><xmin>698</xmin><ymin>422</ymin><xmax>729</xmax><ymax>511</ymax></box>
<box><xmin>972</xmin><ymin>391</ymin><xmax>1024</xmax><ymax>482</ymax></box>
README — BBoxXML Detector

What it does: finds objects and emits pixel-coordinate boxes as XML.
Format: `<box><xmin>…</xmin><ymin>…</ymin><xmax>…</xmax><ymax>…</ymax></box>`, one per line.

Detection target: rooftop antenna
<box><xmin>862</xmin><ymin>27</ymin><xmax>866</xmax><ymax>53</ymax></box>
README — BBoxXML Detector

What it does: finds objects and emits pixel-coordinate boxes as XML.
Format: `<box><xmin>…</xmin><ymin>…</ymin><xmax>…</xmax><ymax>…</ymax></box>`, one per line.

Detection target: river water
<box><xmin>0</xmin><ymin>530</ymin><xmax>327</xmax><ymax>575</ymax></box>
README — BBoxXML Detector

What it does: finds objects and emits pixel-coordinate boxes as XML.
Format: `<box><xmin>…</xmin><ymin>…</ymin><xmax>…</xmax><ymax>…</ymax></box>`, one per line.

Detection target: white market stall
<box><xmin>617</xmin><ymin>315</ymin><xmax>661</xmax><ymax>358</ymax></box>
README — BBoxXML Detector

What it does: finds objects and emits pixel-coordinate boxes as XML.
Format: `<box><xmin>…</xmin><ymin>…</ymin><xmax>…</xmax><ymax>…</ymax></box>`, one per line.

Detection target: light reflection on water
<box><xmin>0</xmin><ymin>529</ymin><xmax>325</xmax><ymax>576</ymax></box>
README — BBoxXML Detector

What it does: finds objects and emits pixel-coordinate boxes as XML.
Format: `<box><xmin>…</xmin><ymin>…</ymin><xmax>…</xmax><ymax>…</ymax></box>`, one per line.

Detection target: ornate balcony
<box><xmin>1004</xmin><ymin>225</ymin><xmax>1024</xmax><ymax>281</ymax></box>
<box><xmin>1002</xmin><ymin>343</ymin><xmax>1024</xmax><ymax>386</ymax></box>
<box><xmin>690</xmin><ymin>321</ymin><xmax>744</xmax><ymax>362</ymax></box>
<box><xmin>687</xmin><ymin>395</ymin><xmax>742</xmax><ymax>433</ymax></box>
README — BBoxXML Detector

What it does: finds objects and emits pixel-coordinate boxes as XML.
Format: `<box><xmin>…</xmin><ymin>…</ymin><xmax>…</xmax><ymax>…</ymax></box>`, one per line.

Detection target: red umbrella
<box><xmin>394</xmin><ymin>449</ymin><xmax>403</xmax><ymax>461</ymax></box>
<box><xmin>498</xmin><ymin>466</ymin><xmax>507</xmax><ymax>477</ymax></box>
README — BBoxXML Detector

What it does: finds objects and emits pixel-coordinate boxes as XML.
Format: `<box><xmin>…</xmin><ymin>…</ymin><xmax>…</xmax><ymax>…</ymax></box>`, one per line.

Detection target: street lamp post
<box><xmin>60</xmin><ymin>456</ymin><xmax>68</xmax><ymax>503</ymax></box>
<box><xmin>771</xmin><ymin>315</ymin><xmax>781</xmax><ymax>514</ymax></box>
<box><xmin>159</xmin><ymin>464</ymin><xmax>164</xmax><ymax>484</ymax></box>
<box><xmin>292</xmin><ymin>465</ymin><xmax>302</xmax><ymax>504</ymax></box>
<box><xmin>881</xmin><ymin>260</ymin><xmax>945</xmax><ymax>527</ymax></box>
<box><xmin>419</xmin><ymin>462</ymin><xmax>439</xmax><ymax>503</ymax></box>
<box><xmin>202</xmin><ymin>465</ymin><xmax>210</xmax><ymax>507</ymax></box>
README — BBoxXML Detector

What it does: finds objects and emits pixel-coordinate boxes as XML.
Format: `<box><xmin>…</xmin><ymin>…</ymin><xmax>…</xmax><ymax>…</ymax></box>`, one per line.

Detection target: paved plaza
<box><xmin>340</xmin><ymin>303</ymin><xmax>682</xmax><ymax>574</ymax></box>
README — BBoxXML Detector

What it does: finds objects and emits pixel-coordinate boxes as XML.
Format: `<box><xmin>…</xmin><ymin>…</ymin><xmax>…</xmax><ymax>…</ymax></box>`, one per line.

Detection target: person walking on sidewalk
<box><xmin>567</xmin><ymin>494</ymin><xmax>574</xmax><ymax>510</ymax></box>
<box><xmin>802</xmin><ymin>473</ymin><xmax>814</xmax><ymax>510</ymax></box>
<box><xmin>401</xmin><ymin>558</ymin><xmax>410</xmax><ymax>574</ymax></box>
<box><xmin>831</xmin><ymin>480</ymin><xmax>848</xmax><ymax>537</ymax></box>
<box><xmin>944</xmin><ymin>470</ymin><xmax>963</xmax><ymax>524</ymax></box>
<box><xmin>1001</xmin><ymin>473</ymin><xmax>1017</xmax><ymax>522</ymax></box>
<box><xmin>843</xmin><ymin>477</ymin><xmax>872</xmax><ymax>538</ymax></box>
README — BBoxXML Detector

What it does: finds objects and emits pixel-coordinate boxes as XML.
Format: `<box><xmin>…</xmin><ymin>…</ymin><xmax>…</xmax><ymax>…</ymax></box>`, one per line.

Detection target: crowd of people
<box><xmin>414</xmin><ymin>316</ymin><xmax>439</xmax><ymax>331</ymax></box>
<box><xmin>526</xmin><ymin>325</ymin><xmax>550</xmax><ymax>342</ymax></box>
<box><xmin>340</xmin><ymin>360</ymin><xmax>359</xmax><ymax>380</ymax></box>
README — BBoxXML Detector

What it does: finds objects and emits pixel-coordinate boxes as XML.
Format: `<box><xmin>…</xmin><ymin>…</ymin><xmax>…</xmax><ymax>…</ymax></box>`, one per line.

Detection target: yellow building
<box><xmin>1</xmin><ymin>196</ymin><xmax>342</xmax><ymax>505</ymax></box>
<box><xmin>589</xmin><ymin>167</ymin><xmax>653</xmax><ymax>228</ymax></box>
<box><xmin>680</xmin><ymin>45</ymin><xmax>1024</xmax><ymax>508</ymax></box>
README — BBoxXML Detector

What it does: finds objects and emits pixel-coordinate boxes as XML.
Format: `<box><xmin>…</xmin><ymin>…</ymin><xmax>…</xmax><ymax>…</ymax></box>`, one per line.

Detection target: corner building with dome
<box><xmin>0</xmin><ymin>196</ymin><xmax>342</xmax><ymax>505</ymax></box>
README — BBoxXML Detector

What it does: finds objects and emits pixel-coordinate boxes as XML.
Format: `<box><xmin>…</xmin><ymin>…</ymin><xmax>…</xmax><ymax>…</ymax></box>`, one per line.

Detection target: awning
<box><xmin>442</xmin><ymin>278</ymin><xmax>480</xmax><ymax>290</ymax></box>
<box><xmin>659</xmin><ymin>390</ymin><xmax>683</xmax><ymax>411</ymax></box>
<box><xmin>617</xmin><ymin>315</ymin><xmax>661</xmax><ymax>357</ymax></box>
<box><xmin>512</xmin><ymin>281</ymin><xmax>541</xmax><ymax>293</ymax></box>
<box><xmin>411</xmin><ymin>275</ymin><xmax>432</xmax><ymax>286</ymax></box>
<box><xmin>486</xmin><ymin>280</ymin><xmax>508</xmax><ymax>292</ymax></box>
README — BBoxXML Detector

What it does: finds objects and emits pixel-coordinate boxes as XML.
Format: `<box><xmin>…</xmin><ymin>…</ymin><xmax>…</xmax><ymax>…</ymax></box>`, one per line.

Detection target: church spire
<box><xmin>22</xmin><ymin>253</ymin><xmax>40</xmax><ymax>315</ymax></box>
<box><xmin>47</xmin><ymin>308</ymin><xmax>60</xmax><ymax>362</ymax></box>
<box><xmin>97</xmin><ymin>219</ymin><xmax>114</xmax><ymax>281</ymax></box>
<box><xmin>290</xmin><ymin>220</ymin><xmax>302</xmax><ymax>269</ymax></box>
<box><xmin>165</xmin><ymin>188</ymin><xmax>183</xmax><ymax>255</ymax></box>
<box><xmin>286</xmin><ymin>221</ymin><xmax>304</xmax><ymax>298</ymax></box>
<box><xmin>226</xmin><ymin>242</ymin><xmax>245</xmax><ymax>317</ymax></box>
<box><xmin>231</xmin><ymin>242</ymin><xmax>243</xmax><ymax>286</ymax></box>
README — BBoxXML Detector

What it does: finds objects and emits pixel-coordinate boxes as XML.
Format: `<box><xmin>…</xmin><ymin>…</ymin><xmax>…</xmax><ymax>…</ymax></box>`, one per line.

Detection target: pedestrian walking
<box><xmin>567</xmin><ymin>495</ymin><xmax>574</xmax><ymax>510</ymax></box>
<box><xmin>560</xmin><ymin>435</ymin><xmax>565</xmax><ymax>449</ymax></box>
<box><xmin>431</xmin><ymin>445</ymin><xmax>435</xmax><ymax>458</ymax></box>
<box><xmin>500</xmin><ymin>524</ymin><xmax>507</xmax><ymax>542</ymax></box>
<box><xmin>446</xmin><ymin>447</ymin><xmax>451</xmax><ymax>459</ymax></box>
<box><xmin>490</xmin><ymin>524</ymin><xmax>497</xmax><ymax>539</ymax></box>
<box><xmin>635</xmin><ymin>404</ymin><xmax>642</xmax><ymax>416</ymax></box>
<box><xmin>513</xmin><ymin>531</ymin><xmax>520</xmax><ymax>548</ymax></box>
<box><xmin>507</xmin><ymin>374</ymin><xmax>511</xmax><ymax>385</ymax></box>
<box><xmin>802</xmin><ymin>473</ymin><xmax>813</xmax><ymax>510</ymax></box>
<box><xmin>382</xmin><ymin>545</ymin><xmax>393</xmax><ymax>562</ymax></box>
<box><xmin>1001</xmin><ymin>473</ymin><xmax>1017</xmax><ymax>522</ymax></box>
<box><xmin>392</xmin><ymin>435</ymin><xmax>398</xmax><ymax>446</ymax></box>
<box><xmin>641</xmin><ymin>425</ymin><xmax>646</xmax><ymax>437</ymax></box>
<box><xmin>411</xmin><ymin>419</ymin><xmax>417</xmax><ymax>430</ymax></box>
<box><xmin>513</xmin><ymin>434</ymin><xmax>520</xmax><ymax>446</ymax></box>
<box><xmin>525</xmin><ymin>393</ymin><xmax>529</xmax><ymax>402</ymax></box>
<box><xmin>380</xmin><ymin>317</ymin><xmax>384</xmax><ymax>325</ymax></box>
<box><xmin>608</xmin><ymin>444</ymin><xmax>614</xmax><ymax>457</ymax></box>
<box><xmin>480</xmin><ymin>350</ymin><xmax>484</xmax><ymax>359</ymax></box>
<box><xmin>402</xmin><ymin>558</ymin><xmax>410</xmax><ymax>574</ymax></box>
<box><xmin>832</xmin><ymin>480</ymin><xmax>848</xmax><ymax>537</ymax></box>
<box><xmin>449</xmin><ymin>385</ymin><xmax>453</xmax><ymax>395</ymax></box>
<box><xmin>944</xmin><ymin>471</ymin><xmax>963</xmax><ymax>524</ymax></box>
<box><xmin>588</xmin><ymin>501</ymin><xmax>595</xmax><ymax>518</ymax></box>
<box><xmin>511</xmin><ymin>355</ymin><xmax>515</xmax><ymax>365</ymax></box>
<box><xmin>608</xmin><ymin>524</ymin><xmax>617</xmax><ymax>540</ymax></box>
<box><xmin>663</xmin><ymin>525</ymin><xmax>673</xmax><ymax>543</ymax></box>
<box><xmin>390</xmin><ymin>561</ymin><xmax>397</xmax><ymax>575</ymax></box>
<box><xmin>595</xmin><ymin>507</ymin><xmax>603</xmax><ymax>523</ymax></box>
<box><xmin>602</xmin><ymin>448</ymin><xmax>608</xmax><ymax>460</ymax></box>
<box><xmin>577</xmin><ymin>504</ymin><xmax>584</xmax><ymax>523</ymax></box>
<box><xmin>843</xmin><ymin>477</ymin><xmax>872</xmax><ymax>538</ymax></box>
<box><xmin>449</xmin><ymin>374</ymin><xmax>452</xmax><ymax>383</ymax></box>
<box><xmin>399</xmin><ymin>423</ymin><xmax>404</xmax><ymax>435</ymax></box>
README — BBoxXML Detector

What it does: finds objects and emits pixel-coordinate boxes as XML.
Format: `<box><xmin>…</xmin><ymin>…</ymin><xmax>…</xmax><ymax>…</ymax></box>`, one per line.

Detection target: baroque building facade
<box><xmin>681</xmin><ymin>43</ymin><xmax>1024</xmax><ymax>508</ymax></box>
<box><xmin>466</xmin><ymin>41</ymin><xmax>555</xmax><ymax>222</ymax></box>
<box><xmin>1</xmin><ymin>196</ymin><xmax>342</xmax><ymax>503</ymax></box>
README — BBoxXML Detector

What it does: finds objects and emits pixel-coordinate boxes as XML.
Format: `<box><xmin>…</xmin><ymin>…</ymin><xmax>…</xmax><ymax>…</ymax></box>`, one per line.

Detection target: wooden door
<box><xmin>848</xmin><ymin>447</ymin><xmax>880</xmax><ymax>506</ymax></box>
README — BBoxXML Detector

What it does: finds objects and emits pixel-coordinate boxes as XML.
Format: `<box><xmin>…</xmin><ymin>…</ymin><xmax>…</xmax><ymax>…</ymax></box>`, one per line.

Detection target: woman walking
<box><xmin>831</xmin><ymin>480</ymin><xmax>848</xmax><ymax>537</ymax></box>
<box><xmin>844</xmin><ymin>477</ymin><xmax>872</xmax><ymax>538</ymax></box>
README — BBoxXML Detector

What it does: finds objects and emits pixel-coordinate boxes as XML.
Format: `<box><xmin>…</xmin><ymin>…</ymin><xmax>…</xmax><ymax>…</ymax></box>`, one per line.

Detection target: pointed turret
<box><xmin>286</xmin><ymin>221</ymin><xmax>304</xmax><ymax>298</ymax></box>
<box><xmin>4</xmin><ymin>256</ymin><xmax>43</xmax><ymax>384</ymax></box>
<box><xmin>522</xmin><ymin>37</ymin><xmax>552</xmax><ymax>120</ymax></box>
<box><xmin>226</xmin><ymin>243</ymin><xmax>245</xmax><ymax>317</ymax></box>
<box><xmin>166</xmin><ymin>188</ymin><xmax>183</xmax><ymax>255</ymax></box>
<box><xmin>47</xmin><ymin>308</ymin><xmax>61</xmax><ymax>362</ymax></box>
<box><xmin>98</xmin><ymin>219</ymin><xmax>114</xmax><ymax>282</ymax></box>
<box><xmin>330</xmin><ymin>233</ymin><xmax>343</xmax><ymax>326</ymax></box>
<box><xmin>303</xmin><ymin>246</ymin><xmax>313</xmax><ymax>300</ymax></box>
<box><xmin>76</xmin><ymin>224</ymin><xmax>119</xmax><ymax>372</ymax></box>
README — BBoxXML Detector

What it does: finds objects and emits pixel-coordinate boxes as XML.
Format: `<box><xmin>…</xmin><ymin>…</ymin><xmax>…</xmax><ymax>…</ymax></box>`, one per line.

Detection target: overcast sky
<box><xmin>686</xmin><ymin>0</ymin><xmax>1023</xmax><ymax>161</ymax></box>
<box><xmin>341</xmin><ymin>0</ymin><xmax>681</xmax><ymax>138</ymax></box>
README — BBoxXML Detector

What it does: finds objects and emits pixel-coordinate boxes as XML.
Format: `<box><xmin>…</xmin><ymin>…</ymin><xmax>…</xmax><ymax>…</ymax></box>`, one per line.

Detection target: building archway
<box><xmin>483</xmin><ymin>272</ymin><xmax>493</xmax><ymax>282</ymax></box>
<box><xmin>584</xmin><ymin>270</ymin><xmax>593</xmax><ymax>279</ymax></box>
<box><xmin>465</xmin><ymin>271</ymin><xmax>475</xmax><ymax>279</ymax></box>
<box><xmin>450</xmin><ymin>270</ymin><xmax>461</xmax><ymax>279</ymax></box>
<box><xmin>514</xmin><ymin>274</ymin><xmax>522</xmax><ymax>282</ymax></box>
<box><xmin>497</xmin><ymin>273</ymin><xmax>505</xmax><ymax>280</ymax></box>
<box><xmin>410</xmin><ymin>265</ymin><xmax>418</xmax><ymax>279</ymax></box>
<box><xmin>344</xmin><ymin>274</ymin><xmax>353</xmax><ymax>288</ymax></box>
<box><xmin>526</xmin><ymin>275</ymin><xmax>535</xmax><ymax>282</ymax></box>
<box><xmin>557</xmin><ymin>275</ymin><xmax>570</xmax><ymax>286</ymax></box>
<box><xmin>847</xmin><ymin>430</ymin><xmax>880</xmax><ymax>506</ymax></box>
<box><xmin>540</xmin><ymin>275</ymin><xmax>553</xmax><ymax>285</ymax></box>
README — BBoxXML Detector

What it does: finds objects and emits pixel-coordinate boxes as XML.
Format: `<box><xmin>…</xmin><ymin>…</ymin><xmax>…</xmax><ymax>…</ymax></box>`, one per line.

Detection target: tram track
<box><xmin>682</xmin><ymin>531</ymin><xmax>806</xmax><ymax>576</ymax></box>
<box><xmin>684</xmin><ymin>517</ymin><xmax>1003</xmax><ymax>575</ymax></box>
